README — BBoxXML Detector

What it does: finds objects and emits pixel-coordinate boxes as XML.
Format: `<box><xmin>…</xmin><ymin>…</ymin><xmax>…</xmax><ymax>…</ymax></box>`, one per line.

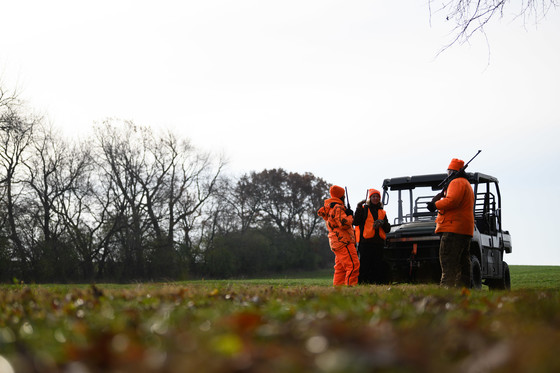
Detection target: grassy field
<box><xmin>508</xmin><ymin>265</ymin><xmax>560</xmax><ymax>289</ymax></box>
<box><xmin>0</xmin><ymin>266</ymin><xmax>558</xmax><ymax>372</ymax></box>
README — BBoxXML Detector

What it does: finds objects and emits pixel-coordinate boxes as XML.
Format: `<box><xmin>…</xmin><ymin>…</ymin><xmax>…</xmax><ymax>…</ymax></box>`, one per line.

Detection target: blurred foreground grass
<box><xmin>0</xmin><ymin>265</ymin><xmax>558</xmax><ymax>373</ymax></box>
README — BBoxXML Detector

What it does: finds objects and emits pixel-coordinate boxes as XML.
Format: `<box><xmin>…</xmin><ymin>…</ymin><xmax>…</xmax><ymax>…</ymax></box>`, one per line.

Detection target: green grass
<box><xmin>186</xmin><ymin>265</ymin><xmax>560</xmax><ymax>289</ymax></box>
<box><xmin>509</xmin><ymin>265</ymin><xmax>560</xmax><ymax>289</ymax></box>
<box><xmin>0</xmin><ymin>266</ymin><xmax>558</xmax><ymax>373</ymax></box>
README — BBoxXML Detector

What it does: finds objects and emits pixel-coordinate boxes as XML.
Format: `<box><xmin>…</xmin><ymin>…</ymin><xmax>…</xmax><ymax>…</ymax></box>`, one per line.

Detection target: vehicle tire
<box><xmin>502</xmin><ymin>262</ymin><xmax>511</xmax><ymax>290</ymax></box>
<box><xmin>470</xmin><ymin>256</ymin><xmax>482</xmax><ymax>289</ymax></box>
<box><xmin>487</xmin><ymin>261</ymin><xmax>511</xmax><ymax>291</ymax></box>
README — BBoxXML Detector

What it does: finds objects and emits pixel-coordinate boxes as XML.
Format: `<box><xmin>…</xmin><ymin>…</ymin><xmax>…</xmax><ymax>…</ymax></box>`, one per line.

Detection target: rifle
<box><xmin>437</xmin><ymin>150</ymin><xmax>482</xmax><ymax>189</ymax></box>
<box><xmin>344</xmin><ymin>186</ymin><xmax>351</xmax><ymax>209</ymax></box>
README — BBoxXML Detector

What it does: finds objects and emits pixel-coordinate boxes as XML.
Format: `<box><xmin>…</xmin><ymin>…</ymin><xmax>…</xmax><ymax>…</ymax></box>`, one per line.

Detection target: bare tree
<box><xmin>0</xmin><ymin>110</ymin><xmax>37</xmax><ymax>276</ymax></box>
<box><xmin>21</xmin><ymin>123</ymin><xmax>92</xmax><ymax>280</ymax></box>
<box><xmin>140</xmin><ymin>127</ymin><xmax>224</xmax><ymax>276</ymax></box>
<box><xmin>0</xmin><ymin>82</ymin><xmax>20</xmax><ymax>116</ymax></box>
<box><xmin>170</xmin><ymin>134</ymin><xmax>225</xmax><ymax>273</ymax></box>
<box><xmin>94</xmin><ymin>120</ymin><xmax>149</xmax><ymax>278</ymax></box>
<box><xmin>94</xmin><ymin>119</ymin><xmax>224</xmax><ymax>279</ymax></box>
<box><xmin>25</xmin><ymin>124</ymin><xmax>68</xmax><ymax>242</ymax></box>
<box><xmin>42</xmin><ymin>134</ymin><xmax>107</xmax><ymax>280</ymax></box>
<box><xmin>431</xmin><ymin>0</ymin><xmax>558</xmax><ymax>48</ymax></box>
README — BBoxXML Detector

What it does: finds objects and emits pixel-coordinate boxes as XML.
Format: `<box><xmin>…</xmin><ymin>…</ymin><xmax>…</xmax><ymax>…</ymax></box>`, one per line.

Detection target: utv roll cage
<box><xmin>382</xmin><ymin>172</ymin><xmax>507</xmax><ymax>240</ymax></box>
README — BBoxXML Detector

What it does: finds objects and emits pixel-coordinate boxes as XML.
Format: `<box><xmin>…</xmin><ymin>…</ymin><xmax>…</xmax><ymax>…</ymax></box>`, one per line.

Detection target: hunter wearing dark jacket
<box><xmin>353</xmin><ymin>188</ymin><xmax>391</xmax><ymax>284</ymax></box>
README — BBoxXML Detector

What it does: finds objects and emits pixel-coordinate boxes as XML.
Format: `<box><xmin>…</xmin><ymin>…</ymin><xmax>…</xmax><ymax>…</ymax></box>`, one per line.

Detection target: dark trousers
<box><xmin>439</xmin><ymin>232</ymin><xmax>472</xmax><ymax>288</ymax></box>
<box><xmin>358</xmin><ymin>241</ymin><xmax>387</xmax><ymax>284</ymax></box>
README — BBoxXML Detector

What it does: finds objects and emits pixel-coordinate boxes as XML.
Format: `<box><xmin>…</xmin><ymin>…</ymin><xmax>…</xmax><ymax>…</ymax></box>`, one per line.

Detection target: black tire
<box><xmin>487</xmin><ymin>261</ymin><xmax>511</xmax><ymax>291</ymax></box>
<box><xmin>502</xmin><ymin>262</ymin><xmax>511</xmax><ymax>290</ymax></box>
<box><xmin>470</xmin><ymin>255</ymin><xmax>482</xmax><ymax>289</ymax></box>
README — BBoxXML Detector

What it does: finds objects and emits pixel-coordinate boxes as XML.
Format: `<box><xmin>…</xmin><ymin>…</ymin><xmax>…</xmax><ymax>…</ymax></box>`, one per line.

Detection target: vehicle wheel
<box><xmin>502</xmin><ymin>262</ymin><xmax>511</xmax><ymax>290</ymax></box>
<box><xmin>487</xmin><ymin>261</ymin><xmax>511</xmax><ymax>291</ymax></box>
<box><xmin>470</xmin><ymin>256</ymin><xmax>482</xmax><ymax>289</ymax></box>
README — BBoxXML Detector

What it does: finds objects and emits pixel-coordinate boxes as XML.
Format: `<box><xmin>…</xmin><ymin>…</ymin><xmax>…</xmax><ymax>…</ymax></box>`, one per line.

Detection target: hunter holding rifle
<box><xmin>427</xmin><ymin>157</ymin><xmax>475</xmax><ymax>288</ymax></box>
<box><xmin>318</xmin><ymin>185</ymin><xmax>360</xmax><ymax>286</ymax></box>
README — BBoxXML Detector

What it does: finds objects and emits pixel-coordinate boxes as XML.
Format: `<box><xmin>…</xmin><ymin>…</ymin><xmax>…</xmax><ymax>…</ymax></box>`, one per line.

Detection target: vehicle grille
<box><xmin>385</xmin><ymin>237</ymin><xmax>440</xmax><ymax>263</ymax></box>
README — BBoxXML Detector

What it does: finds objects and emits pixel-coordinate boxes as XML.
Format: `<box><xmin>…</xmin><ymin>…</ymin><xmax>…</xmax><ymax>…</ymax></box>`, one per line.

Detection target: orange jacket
<box><xmin>355</xmin><ymin>209</ymin><xmax>387</xmax><ymax>243</ymax></box>
<box><xmin>318</xmin><ymin>197</ymin><xmax>356</xmax><ymax>250</ymax></box>
<box><xmin>435</xmin><ymin>177</ymin><xmax>474</xmax><ymax>236</ymax></box>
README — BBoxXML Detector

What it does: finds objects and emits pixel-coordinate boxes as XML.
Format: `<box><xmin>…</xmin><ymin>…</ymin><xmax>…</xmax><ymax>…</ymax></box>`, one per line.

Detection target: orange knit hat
<box><xmin>329</xmin><ymin>185</ymin><xmax>345</xmax><ymax>199</ymax></box>
<box><xmin>367</xmin><ymin>188</ymin><xmax>381</xmax><ymax>199</ymax></box>
<box><xmin>448</xmin><ymin>158</ymin><xmax>464</xmax><ymax>171</ymax></box>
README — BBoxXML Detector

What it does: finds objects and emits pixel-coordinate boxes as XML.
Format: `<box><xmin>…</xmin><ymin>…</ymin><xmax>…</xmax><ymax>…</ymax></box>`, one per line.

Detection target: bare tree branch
<box><xmin>432</xmin><ymin>0</ymin><xmax>559</xmax><ymax>51</ymax></box>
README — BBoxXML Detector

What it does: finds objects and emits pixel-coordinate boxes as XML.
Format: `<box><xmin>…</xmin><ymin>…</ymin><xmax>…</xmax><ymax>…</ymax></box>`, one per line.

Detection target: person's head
<box><xmin>329</xmin><ymin>185</ymin><xmax>345</xmax><ymax>200</ymax></box>
<box><xmin>367</xmin><ymin>188</ymin><xmax>381</xmax><ymax>205</ymax></box>
<box><xmin>447</xmin><ymin>158</ymin><xmax>464</xmax><ymax>176</ymax></box>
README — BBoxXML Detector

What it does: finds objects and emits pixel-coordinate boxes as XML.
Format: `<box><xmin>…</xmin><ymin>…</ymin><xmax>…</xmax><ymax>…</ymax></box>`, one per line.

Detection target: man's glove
<box><xmin>426</xmin><ymin>202</ymin><xmax>436</xmax><ymax>212</ymax></box>
<box><xmin>431</xmin><ymin>192</ymin><xmax>445</xmax><ymax>203</ymax></box>
<box><xmin>374</xmin><ymin>219</ymin><xmax>383</xmax><ymax>228</ymax></box>
<box><xmin>345</xmin><ymin>208</ymin><xmax>354</xmax><ymax>216</ymax></box>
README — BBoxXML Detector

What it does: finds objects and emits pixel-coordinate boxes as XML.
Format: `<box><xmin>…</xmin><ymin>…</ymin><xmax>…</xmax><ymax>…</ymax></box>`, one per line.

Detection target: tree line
<box><xmin>0</xmin><ymin>89</ymin><xmax>332</xmax><ymax>283</ymax></box>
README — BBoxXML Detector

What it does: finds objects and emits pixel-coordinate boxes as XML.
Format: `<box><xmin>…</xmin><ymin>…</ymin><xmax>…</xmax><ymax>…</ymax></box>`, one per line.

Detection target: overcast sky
<box><xmin>2</xmin><ymin>1</ymin><xmax>559</xmax><ymax>266</ymax></box>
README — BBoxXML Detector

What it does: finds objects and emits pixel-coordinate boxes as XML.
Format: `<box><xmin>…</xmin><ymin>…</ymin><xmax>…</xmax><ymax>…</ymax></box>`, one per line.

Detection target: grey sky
<box><xmin>2</xmin><ymin>1</ymin><xmax>559</xmax><ymax>265</ymax></box>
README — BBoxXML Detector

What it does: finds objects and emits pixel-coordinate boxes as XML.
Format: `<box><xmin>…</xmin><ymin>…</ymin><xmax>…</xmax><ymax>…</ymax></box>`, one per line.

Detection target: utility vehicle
<box><xmin>381</xmin><ymin>172</ymin><xmax>512</xmax><ymax>290</ymax></box>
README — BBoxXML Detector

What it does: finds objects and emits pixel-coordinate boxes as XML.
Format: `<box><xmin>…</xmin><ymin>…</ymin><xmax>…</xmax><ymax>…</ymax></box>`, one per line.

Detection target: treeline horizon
<box><xmin>0</xmin><ymin>86</ymin><xmax>332</xmax><ymax>283</ymax></box>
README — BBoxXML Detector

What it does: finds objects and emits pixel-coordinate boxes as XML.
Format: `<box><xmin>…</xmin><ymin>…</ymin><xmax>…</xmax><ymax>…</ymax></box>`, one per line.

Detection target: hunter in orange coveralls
<box><xmin>318</xmin><ymin>185</ymin><xmax>360</xmax><ymax>286</ymax></box>
<box><xmin>427</xmin><ymin>158</ymin><xmax>475</xmax><ymax>288</ymax></box>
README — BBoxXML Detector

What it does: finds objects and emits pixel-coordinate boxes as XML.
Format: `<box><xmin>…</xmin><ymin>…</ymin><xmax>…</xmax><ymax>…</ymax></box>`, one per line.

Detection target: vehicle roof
<box><xmin>382</xmin><ymin>172</ymin><xmax>499</xmax><ymax>190</ymax></box>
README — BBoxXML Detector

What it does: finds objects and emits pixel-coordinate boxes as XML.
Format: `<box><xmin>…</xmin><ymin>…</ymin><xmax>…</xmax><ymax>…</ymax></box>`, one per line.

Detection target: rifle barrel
<box><xmin>437</xmin><ymin>150</ymin><xmax>482</xmax><ymax>188</ymax></box>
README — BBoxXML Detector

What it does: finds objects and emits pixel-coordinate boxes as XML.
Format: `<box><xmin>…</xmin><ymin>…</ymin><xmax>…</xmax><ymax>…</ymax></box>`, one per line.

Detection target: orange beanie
<box><xmin>367</xmin><ymin>188</ymin><xmax>380</xmax><ymax>199</ymax></box>
<box><xmin>448</xmin><ymin>158</ymin><xmax>464</xmax><ymax>171</ymax></box>
<box><xmin>329</xmin><ymin>185</ymin><xmax>345</xmax><ymax>199</ymax></box>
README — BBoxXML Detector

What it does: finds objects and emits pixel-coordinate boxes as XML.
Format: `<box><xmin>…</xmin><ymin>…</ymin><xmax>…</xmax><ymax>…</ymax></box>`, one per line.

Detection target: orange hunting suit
<box><xmin>318</xmin><ymin>197</ymin><xmax>360</xmax><ymax>286</ymax></box>
<box><xmin>435</xmin><ymin>177</ymin><xmax>475</xmax><ymax>236</ymax></box>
